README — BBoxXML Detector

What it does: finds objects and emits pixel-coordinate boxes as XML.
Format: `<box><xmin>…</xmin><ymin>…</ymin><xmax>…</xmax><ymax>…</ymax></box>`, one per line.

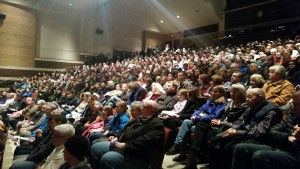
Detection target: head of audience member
<box><xmin>107</xmin><ymin>80</ymin><xmax>115</xmax><ymax>90</ymax></box>
<box><xmin>63</xmin><ymin>135</ymin><xmax>89</xmax><ymax>164</ymax></box>
<box><xmin>266</xmin><ymin>55</ymin><xmax>274</xmax><ymax>66</ymax></box>
<box><xmin>194</xmin><ymin>68</ymin><xmax>201</xmax><ymax>77</ymax></box>
<box><xmin>66</xmin><ymin>90</ymin><xmax>76</xmax><ymax>100</ymax></box>
<box><xmin>198</xmin><ymin>74</ymin><xmax>210</xmax><ymax>87</ymax></box>
<box><xmin>230</xmin><ymin>84</ymin><xmax>246</xmax><ymax>103</ymax></box>
<box><xmin>287</xmin><ymin>60</ymin><xmax>299</xmax><ymax>73</ymax></box>
<box><xmin>115</xmin><ymin>101</ymin><xmax>128</xmax><ymax>114</ymax></box>
<box><xmin>44</xmin><ymin>102</ymin><xmax>58</xmax><ymax>116</ymax></box>
<box><xmin>249</xmin><ymin>63</ymin><xmax>260</xmax><ymax>74</ymax></box>
<box><xmin>177</xmin><ymin>89</ymin><xmax>188</xmax><ymax>101</ymax></box>
<box><xmin>141</xmin><ymin>100</ymin><xmax>159</xmax><ymax>117</ymax></box>
<box><xmin>102</xmin><ymin>105</ymin><xmax>113</xmax><ymax>120</ymax></box>
<box><xmin>177</xmin><ymin>71</ymin><xmax>187</xmax><ymax>83</ymax></box>
<box><xmin>167</xmin><ymin>72</ymin><xmax>175</xmax><ymax>81</ymax></box>
<box><xmin>151</xmin><ymin>82</ymin><xmax>165</xmax><ymax>94</ymax></box>
<box><xmin>211</xmin><ymin>74</ymin><xmax>224</xmax><ymax>86</ymax></box>
<box><xmin>36</xmin><ymin>99</ymin><xmax>46</xmax><ymax>111</ymax></box>
<box><xmin>259</xmin><ymin>53</ymin><xmax>267</xmax><ymax>62</ymax></box>
<box><xmin>25</xmin><ymin>97</ymin><xmax>35</xmax><ymax>107</ymax></box>
<box><xmin>230</xmin><ymin>72</ymin><xmax>243</xmax><ymax>84</ymax></box>
<box><xmin>128</xmin><ymin>81</ymin><xmax>141</xmax><ymax>93</ymax></box>
<box><xmin>210</xmin><ymin>85</ymin><xmax>227</xmax><ymax>101</ymax></box>
<box><xmin>48</xmin><ymin>112</ymin><xmax>67</xmax><ymax>130</ymax></box>
<box><xmin>224</xmin><ymin>59</ymin><xmax>232</xmax><ymax>69</ymax></box>
<box><xmin>164</xmin><ymin>81</ymin><xmax>178</xmax><ymax>94</ymax></box>
<box><xmin>52</xmin><ymin>124</ymin><xmax>75</xmax><ymax>148</ymax></box>
<box><xmin>246</xmin><ymin>88</ymin><xmax>266</xmax><ymax>108</ymax></box>
<box><xmin>229</xmin><ymin>63</ymin><xmax>240</xmax><ymax>74</ymax></box>
<box><xmin>250</xmin><ymin>74</ymin><xmax>265</xmax><ymax>88</ymax></box>
<box><xmin>281</xmin><ymin>50</ymin><xmax>291</xmax><ymax>65</ymax></box>
<box><xmin>268</xmin><ymin>65</ymin><xmax>286</xmax><ymax>82</ymax></box>
<box><xmin>144</xmin><ymin>76</ymin><xmax>153</xmax><ymax>87</ymax></box>
<box><xmin>130</xmin><ymin>101</ymin><xmax>143</xmax><ymax>120</ymax></box>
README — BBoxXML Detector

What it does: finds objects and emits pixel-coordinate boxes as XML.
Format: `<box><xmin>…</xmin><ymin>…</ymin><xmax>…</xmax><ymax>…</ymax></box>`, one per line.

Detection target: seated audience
<box><xmin>166</xmin><ymin>85</ymin><xmax>227</xmax><ymax>155</ymax></box>
<box><xmin>209</xmin><ymin>88</ymin><xmax>283</xmax><ymax>169</ymax></box>
<box><xmin>89</xmin><ymin>100</ymin><xmax>165</xmax><ymax>169</ymax></box>
<box><xmin>231</xmin><ymin>90</ymin><xmax>300</xmax><ymax>169</ymax></box>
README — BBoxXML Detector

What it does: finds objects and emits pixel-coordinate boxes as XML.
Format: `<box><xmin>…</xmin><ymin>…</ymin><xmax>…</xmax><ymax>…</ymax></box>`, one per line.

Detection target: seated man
<box><xmin>58</xmin><ymin>135</ymin><xmax>90</xmax><ymax>169</ymax></box>
<box><xmin>16</xmin><ymin>100</ymin><xmax>47</xmax><ymax>137</ymax></box>
<box><xmin>8</xmin><ymin>97</ymin><xmax>38</xmax><ymax>131</ymax></box>
<box><xmin>231</xmin><ymin>90</ymin><xmax>300</xmax><ymax>169</ymax></box>
<box><xmin>39</xmin><ymin>124</ymin><xmax>75</xmax><ymax>169</ymax></box>
<box><xmin>156</xmin><ymin>81</ymin><xmax>179</xmax><ymax>113</ymax></box>
<box><xmin>10</xmin><ymin>113</ymin><xmax>67</xmax><ymax>169</ymax></box>
<box><xmin>90</xmin><ymin>100</ymin><xmax>165</xmax><ymax>169</ymax></box>
<box><xmin>209</xmin><ymin>88</ymin><xmax>283</xmax><ymax>169</ymax></box>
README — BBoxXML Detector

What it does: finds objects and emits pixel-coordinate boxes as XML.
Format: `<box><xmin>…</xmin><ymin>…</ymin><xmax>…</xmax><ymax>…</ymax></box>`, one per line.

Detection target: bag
<box><xmin>82</xmin><ymin>121</ymin><xmax>104</xmax><ymax>137</ymax></box>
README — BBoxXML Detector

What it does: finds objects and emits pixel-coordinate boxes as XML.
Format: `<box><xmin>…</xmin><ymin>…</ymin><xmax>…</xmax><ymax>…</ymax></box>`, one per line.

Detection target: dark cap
<box><xmin>64</xmin><ymin>135</ymin><xmax>89</xmax><ymax>160</ymax></box>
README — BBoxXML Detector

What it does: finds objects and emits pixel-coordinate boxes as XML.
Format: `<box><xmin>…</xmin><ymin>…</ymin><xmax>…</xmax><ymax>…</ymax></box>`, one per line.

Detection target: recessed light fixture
<box><xmin>69</xmin><ymin>3</ymin><xmax>72</xmax><ymax>6</ymax></box>
<box><xmin>177</xmin><ymin>16</ymin><xmax>180</xmax><ymax>19</ymax></box>
<box><xmin>160</xmin><ymin>20</ymin><xmax>164</xmax><ymax>23</ymax></box>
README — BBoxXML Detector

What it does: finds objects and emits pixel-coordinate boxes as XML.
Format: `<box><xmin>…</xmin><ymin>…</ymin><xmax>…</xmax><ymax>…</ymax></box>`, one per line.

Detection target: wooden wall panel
<box><xmin>0</xmin><ymin>3</ymin><xmax>36</xmax><ymax>67</ymax></box>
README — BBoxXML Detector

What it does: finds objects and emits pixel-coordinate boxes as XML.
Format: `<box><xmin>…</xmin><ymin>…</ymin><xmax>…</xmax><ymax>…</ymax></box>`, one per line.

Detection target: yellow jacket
<box><xmin>262</xmin><ymin>80</ymin><xmax>294</xmax><ymax>107</ymax></box>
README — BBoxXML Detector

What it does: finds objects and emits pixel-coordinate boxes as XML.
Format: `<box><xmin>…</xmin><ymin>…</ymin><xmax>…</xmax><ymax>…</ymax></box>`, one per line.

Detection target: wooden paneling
<box><xmin>0</xmin><ymin>3</ymin><xmax>36</xmax><ymax>67</ymax></box>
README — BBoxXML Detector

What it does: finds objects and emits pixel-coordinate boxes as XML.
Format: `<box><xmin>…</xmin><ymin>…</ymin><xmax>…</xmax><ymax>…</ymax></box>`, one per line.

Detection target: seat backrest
<box><xmin>148</xmin><ymin>127</ymin><xmax>171</xmax><ymax>169</ymax></box>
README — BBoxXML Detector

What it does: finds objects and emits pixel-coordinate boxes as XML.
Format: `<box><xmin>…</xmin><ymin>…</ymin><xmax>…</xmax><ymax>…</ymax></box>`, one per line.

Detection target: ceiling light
<box><xmin>177</xmin><ymin>16</ymin><xmax>180</xmax><ymax>19</ymax></box>
<box><xmin>160</xmin><ymin>20</ymin><xmax>163</xmax><ymax>23</ymax></box>
<box><xmin>69</xmin><ymin>3</ymin><xmax>72</xmax><ymax>6</ymax></box>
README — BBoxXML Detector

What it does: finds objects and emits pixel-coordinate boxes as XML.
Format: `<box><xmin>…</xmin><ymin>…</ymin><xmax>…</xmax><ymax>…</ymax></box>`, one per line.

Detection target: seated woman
<box><xmin>85</xmin><ymin>105</ymin><xmax>114</xmax><ymax>143</ymax></box>
<box><xmin>129</xmin><ymin>101</ymin><xmax>143</xmax><ymax>121</ymax></box>
<box><xmin>89</xmin><ymin>101</ymin><xmax>130</xmax><ymax>144</ymax></box>
<box><xmin>74</xmin><ymin>99</ymin><xmax>102</xmax><ymax>135</ymax></box>
<box><xmin>127</xmin><ymin>81</ymin><xmax>148</xmax><ymax>105</ymax></box>
<box><xmin>179</xmin><ymin>84</ymin><xmax>248</xmax><ymax>169</ymax></box>
<box><xmin>247</xmin><ymin>74</ymin><xmax>265</xmax><ymax>90</ymax></box>
<box><xmin>143</xmin><ymin>82</ymin><xmax>165</xmax><ymax>101</ymax></box>
<box><xmin>66</xmin><ymin>92</ymin><xmax>91</xmax><ymax>122</ymax></box>
<box><xmin>166</xmin><ymin>85</ymin><xmax>227</xmax><ymax>155</ymax></box>
<box><xmin>159</xmin><ymin>89</ymin><xmax>188</xmax><ymax>120</ymax></box>
<box><xmin>89</xmin><ymin>100</ymin><xmax>165</xmax><ymax>169</ymax></box>
<box><xmin>162</xmin><ymin>88</ymin><xmax>207</xmax><ymax>150</ymax></box>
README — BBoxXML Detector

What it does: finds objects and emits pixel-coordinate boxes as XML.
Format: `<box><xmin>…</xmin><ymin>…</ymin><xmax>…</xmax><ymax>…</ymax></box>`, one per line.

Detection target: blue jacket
<box><xmin>109</xmin><ymin>113</ymin><xmax>130</xmax><ymax>136</ymax></box>
<box><xmin>191</xmin><ymin>100</ymin><xmax>226</xmax><ymax>123</ymax></box>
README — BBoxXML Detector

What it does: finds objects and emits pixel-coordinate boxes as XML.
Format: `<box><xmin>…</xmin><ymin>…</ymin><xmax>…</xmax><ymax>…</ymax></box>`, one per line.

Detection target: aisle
<box><xmin>2</xmin><ymin>133</ymin><xmax>16</xmax><ymax>169</ymax></box>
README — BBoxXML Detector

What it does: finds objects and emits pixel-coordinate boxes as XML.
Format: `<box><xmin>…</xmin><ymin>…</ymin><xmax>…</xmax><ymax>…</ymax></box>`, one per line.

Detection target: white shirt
<box><xmin>42</xmin><ymin>145</ymin><xmax>65</xmax><ymax>169</ymax></box>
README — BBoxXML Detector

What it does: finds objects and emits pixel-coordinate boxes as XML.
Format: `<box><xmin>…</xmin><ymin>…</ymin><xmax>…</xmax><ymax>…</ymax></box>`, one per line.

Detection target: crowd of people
<box><xmin>0</xmin><ymin>35</ymin><xmax>299</xmax><ymax>169</ymax></box>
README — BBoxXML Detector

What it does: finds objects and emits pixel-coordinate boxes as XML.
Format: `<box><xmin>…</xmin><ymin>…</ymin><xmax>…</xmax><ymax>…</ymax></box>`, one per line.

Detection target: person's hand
<box><xmin>115</xmin><ymin>142</ymin><xmax>125</xmax><ymax>149</ymax></box>
<box><xmin>223</xmin><ymin>128</ymin><xmax>236</xmax><ymax>137</ymax></box>
<box><xmin>11</xmin><ymin>112</ymin><xmax>21</xmax><ymax>118</ymax></box>
<box><xmin>211</xmin><ymin>119</ymin><xmax>220</xmax><ymax>126</ymax></box>
<box><xmin>191</xmin><ymin>116</ymin><xmax>196</xmax><ymax>122</ymax></box>
<box><xmin>108</xmin><ymin>136</ymin><xmax>116</xmax><ymax>141</ymax></box>
<box><xmin>103</xmin><ymin>130</ymin><xmax>109</xmax><ymax>136</ymax></box>
<box><xmin>173</xmin><ymin>114</ymin><xmax>179</xmax><ymax>118</ymax></box>
<box><xmin>29</xmin><ymin>121</ymin><xmax>34</xmax><ymax>125</ymax></box>
<box><xmin>292</xmin><ymin>125</ymin><xmax>300</xmax><ymax>140</ymax></box>
<box><xmin>288</xmin><ymin>136</ymin><xmax>297</xmax><ymax>144</ymax></box>
<box><xmin>84</xmin><ymin>124</ymin><xmax>90</xmax><ymax>128</ymax></box>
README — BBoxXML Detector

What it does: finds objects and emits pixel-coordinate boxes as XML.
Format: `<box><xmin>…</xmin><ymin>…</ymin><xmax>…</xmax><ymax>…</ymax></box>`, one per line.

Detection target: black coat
<box><xmin>116</xmin><ymin>115</ymin><xmax>165</xmax><ymax>158</ymax></box>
